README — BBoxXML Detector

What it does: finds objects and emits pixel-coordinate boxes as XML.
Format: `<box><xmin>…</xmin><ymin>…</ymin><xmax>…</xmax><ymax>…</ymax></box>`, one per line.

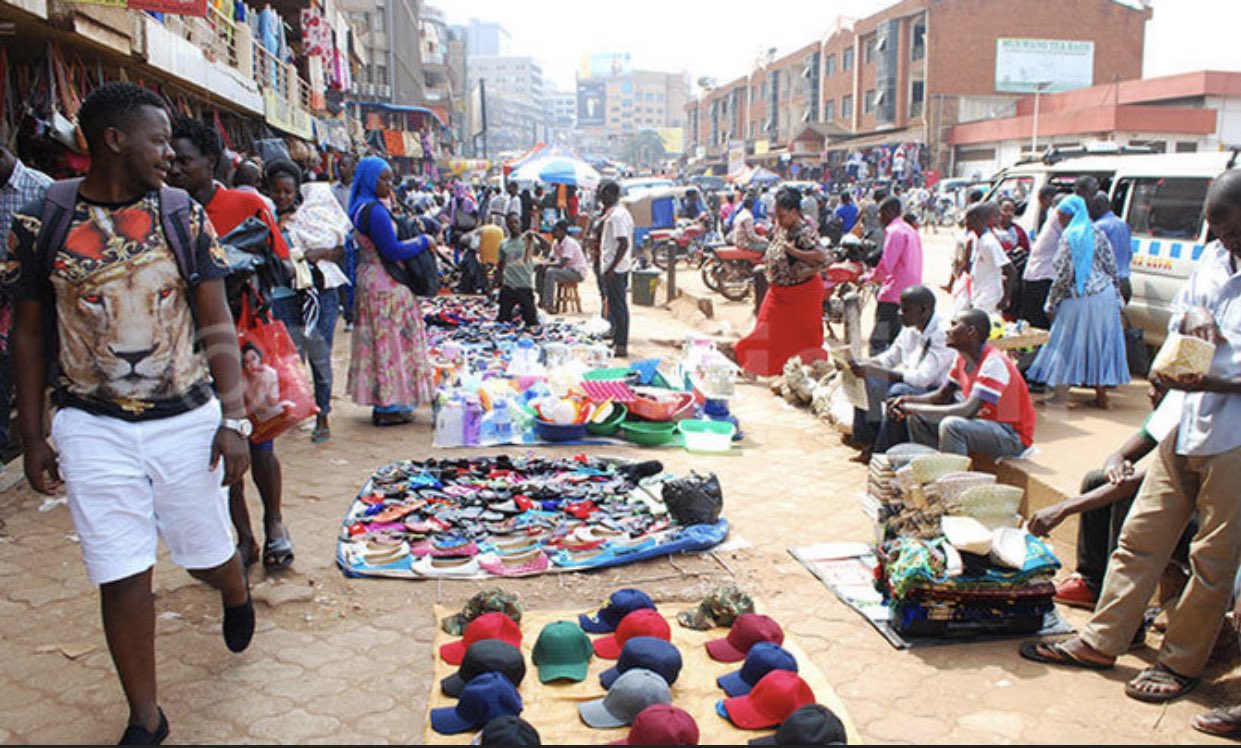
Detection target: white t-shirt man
<box><xmin>601</xmin><ymin>204</ymin><xmax>635</xmax><ymax>274</ymax></box>
<box><xmin>969</xmin><ymin>229</ymin><xmax>1011</xmax><ymax>314</ymax></box>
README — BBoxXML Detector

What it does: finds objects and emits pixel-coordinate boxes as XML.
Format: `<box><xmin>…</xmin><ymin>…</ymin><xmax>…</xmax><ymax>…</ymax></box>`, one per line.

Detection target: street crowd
<box><xmin>2</xmin><ymin>81</ymin><xmax>1241</xmax><ymax>742</ymax></box>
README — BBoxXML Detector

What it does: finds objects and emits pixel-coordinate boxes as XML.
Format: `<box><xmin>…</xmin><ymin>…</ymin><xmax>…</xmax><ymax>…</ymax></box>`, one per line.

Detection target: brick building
<box><xmin>685</xmin><ymin>0</ymin><xmax>1152</xmax><ymax>179</ymax></box>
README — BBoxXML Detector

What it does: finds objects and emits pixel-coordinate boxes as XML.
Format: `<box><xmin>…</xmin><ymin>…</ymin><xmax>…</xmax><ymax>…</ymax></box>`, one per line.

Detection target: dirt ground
<box><xmin>0</xmin><ymin>281</ymin><xmax>1237</xmax><ymax>744</ymax></box>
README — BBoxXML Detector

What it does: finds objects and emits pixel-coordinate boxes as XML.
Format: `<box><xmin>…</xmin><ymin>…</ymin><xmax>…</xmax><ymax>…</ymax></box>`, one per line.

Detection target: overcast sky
<box><xmin>440</xmin><ymin>0</ymin><xmax>1240</xmax><ymax>94</ymax></box>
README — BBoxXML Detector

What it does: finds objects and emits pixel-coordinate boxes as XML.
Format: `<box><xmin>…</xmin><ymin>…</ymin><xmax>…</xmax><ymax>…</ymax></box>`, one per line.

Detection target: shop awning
<box><xmin>347</xmin><ymin>101</ymin><xmax>448</xmax><ymax>129</ymax></box>
<box><xmin>826</xmin><ymin>127</ymin><xmax>924</xmax><ymax>151</ymax></box>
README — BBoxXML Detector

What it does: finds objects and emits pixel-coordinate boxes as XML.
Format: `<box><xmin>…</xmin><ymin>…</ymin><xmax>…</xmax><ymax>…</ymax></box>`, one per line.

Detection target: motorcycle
<box><xmin>822</xmin><ymin>233</ymin><xmax>881</xmax><ymax>340</ymax></box>
<box><xmin>647</xmin><ymin>219</ymin><xmax>712</xmax><ymax>271</ymax></box>
<box><xmin>699</xmin><ymin>223</ymin><xmax>770</xmax><ymax>302</ymax></box>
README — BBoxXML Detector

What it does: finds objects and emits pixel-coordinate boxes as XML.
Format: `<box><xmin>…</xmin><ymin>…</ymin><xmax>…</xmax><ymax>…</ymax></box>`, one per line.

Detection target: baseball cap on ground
<box><xmin>474</xmin><ymin>715</ymin><xmax>542</xmax><ymax>745</ymax></box>
<box><xmin>677</xmin><ymin>584</ymin><xmax>755</xmax><ymax>631</ymax></box>
<box><xmin>441</xmin><ymin>589</ymin><xmax>524</xmax><ymax>636</ymax></box>
<box><xmin>600</xmin><ymin>636</ymin><xmax>683</xmax><ymax>689</ymax></box>
<box><xmin>440</xmin><ymin>612</ymin><xmax>523</xmax><ymax>666</ymax></box>
<box><xmin>578</xmin><ymin>668</ymin><xmax>672</xmax><ymax>729</ymax></box>
<box><xmin>748</xmin><ymin>704</ymin><xmax>848</xmax><ymax>745</ymax></box>
<box><xmin>430</xmin><ymin>672</ymin><xmax>523</xmax><ymax>734</ymax></box>
<box><xmin>579</xmin><ymin>588</ymin><xmax>657</xmax><ymax>634</ymax></box>
<box><xmin>719</xmin><ymin>670</ymin><xmax>815</xmax><ymax>730</ymax></box>
<box><xmin>705</xmin><ymin>613</ymin><xmax>785</xmax><ymax>663</ymax></box>
<box><xmin>717</xmin><ymin>642</ymin><xmax>799</xmax><ymax>697</ymax></box>
<box><xmin>608</xmin><ymin>704</ymin><xmax>699</xmax><ymax>745</ymax></box>
<box><xmin>593</xmin><ymin>609</ymin><xmax>672</xmax><ymax>659</ymax></box>
<box><xmin>441</xmin><ymin>639</ymin><xmax>527</xmax><ymax>698</ymax></box>
<box><xmin>531</xmin><ymin>620</ymin><xmax>593</xmax><ymax>683</ymax></box>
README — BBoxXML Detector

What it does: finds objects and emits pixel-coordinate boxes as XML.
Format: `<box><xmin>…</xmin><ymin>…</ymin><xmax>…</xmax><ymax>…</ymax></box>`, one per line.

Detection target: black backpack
<box><xmin>357</xmin><ymin>201</ymin><xmax>441</xmax><ymax>297</ymax></box>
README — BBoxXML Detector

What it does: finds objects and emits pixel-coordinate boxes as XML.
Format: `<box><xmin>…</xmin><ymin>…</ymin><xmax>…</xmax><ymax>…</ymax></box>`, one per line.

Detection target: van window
<box><xmin>1127</xmin><ymin>177</ymin><xmax>1211</xmax><ymax>241</ymax></box>
<box><xmin>989</xmin><ymin>175</ymin><xmax>1034</xmax><ymax>217</ymax></box>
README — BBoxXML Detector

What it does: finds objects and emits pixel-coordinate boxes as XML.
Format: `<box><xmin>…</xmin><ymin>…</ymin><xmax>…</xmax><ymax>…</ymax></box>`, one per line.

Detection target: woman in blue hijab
<box><xmin>1025</xmin><ymin>193</ymin><xmax>1129</xmax><ymax>408</ymax></box>
<box><xmin>345</xmin><ymin>156</ymin><xmax>440</xmax><ymax>426</ymax></box>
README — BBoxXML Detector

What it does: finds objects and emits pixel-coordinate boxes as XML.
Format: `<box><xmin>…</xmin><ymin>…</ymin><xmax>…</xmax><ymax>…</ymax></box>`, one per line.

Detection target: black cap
<box><xmin>478</xmin><ymin>715</ymin><xmax>541</xmax><ymax>745</ymax></box>
<box><xmin>441</xmin><ymin>640</ymin><xmax>526</xmax><ymax>698</ymax></box>
<box><xmin>748</xmin><ymin>704</ymin><xmax>847</xmax><ymax>745</ymax></box>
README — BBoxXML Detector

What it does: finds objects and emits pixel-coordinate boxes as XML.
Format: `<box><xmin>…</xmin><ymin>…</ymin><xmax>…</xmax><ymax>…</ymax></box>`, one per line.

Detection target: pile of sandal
<box><xmin>337</xmin><ymin>455</ymin><xmax>730</xmax><ymax>580</ymax></box>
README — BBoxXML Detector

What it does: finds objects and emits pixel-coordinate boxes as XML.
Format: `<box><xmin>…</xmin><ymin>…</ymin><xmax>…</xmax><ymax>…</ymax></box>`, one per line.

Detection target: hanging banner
<box><xmin>127</xmin><ymin>0</ymin><xmax>207</xmax><ymax>16</ymax></box>
<box><xmin>68</xmin><ymin>0</ymin><xmax>127</xmax><ymax>8</ymax></box>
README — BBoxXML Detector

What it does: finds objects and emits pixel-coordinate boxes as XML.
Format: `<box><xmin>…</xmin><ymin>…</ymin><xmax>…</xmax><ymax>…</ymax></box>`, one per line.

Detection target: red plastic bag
<box><xmin>236</xmin><ymin>296</ymin><xmax>318</xmax><ymax>443</ymax></box>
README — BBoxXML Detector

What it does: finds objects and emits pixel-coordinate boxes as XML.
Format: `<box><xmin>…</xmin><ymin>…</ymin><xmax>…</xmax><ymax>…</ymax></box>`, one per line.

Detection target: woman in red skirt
<box><xmin>727</xmin><ymin>186</ymin><xmax>829</xmax><ymax>376</ymax></box>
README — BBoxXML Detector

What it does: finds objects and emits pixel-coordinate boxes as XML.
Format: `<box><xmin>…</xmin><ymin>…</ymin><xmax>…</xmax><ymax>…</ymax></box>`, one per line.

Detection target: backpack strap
<box><xmin>38</xmin><ymin>178</ymin><xmax>85</xmax><ymax>279</ymax></box>
<box><xmin>158</xmin><ymin>184</ymin><xmax>200</xmax><ymax>286</ymax></box>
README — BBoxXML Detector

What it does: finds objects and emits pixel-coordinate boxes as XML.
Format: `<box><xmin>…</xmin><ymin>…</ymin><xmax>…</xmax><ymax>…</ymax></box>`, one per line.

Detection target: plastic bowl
<box><xmin>629</xmin><ymin>392</ymin><xmax>696</xmax><ymax>422</ymax></box>
<box><xmin>587</xmin><ymin>404</ymin><xmax>629</xmax><ymax>436</ymax></box>
<box><xmin>678</xmin><ymin>419</ymin><xmax>735</xmax><ymax>452</ymax></box>
<box><xmin>621</xmin><ymin>421</ymin><xmax>678</xmax><ymax>447</ymax></box>
<box><xmin>533</xmin><ymin>419</ymin><xmax>588</xmax><ymax>443</ymax></box>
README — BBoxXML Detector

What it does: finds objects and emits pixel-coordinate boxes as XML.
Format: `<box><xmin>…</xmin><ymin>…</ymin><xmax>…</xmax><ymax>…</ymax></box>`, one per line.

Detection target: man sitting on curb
<box><xmin>844</xmin><ymin>285</ymin><xmax>953</xmax><ymax>461</ymax></box>
<box><xmin>1028</xmin><ymin>384</ymin><xmax>1192</xmax><ymax>613</ymax></box>
<box><xmin>887</xmin><ymin>308</ymin><xmax>1035</xmax><ymax>459</ymax></box>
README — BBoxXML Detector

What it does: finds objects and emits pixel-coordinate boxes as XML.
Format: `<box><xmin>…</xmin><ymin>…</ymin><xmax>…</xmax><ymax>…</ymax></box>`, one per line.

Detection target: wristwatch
<box><xmin>221</xmin><ymin>417</ymin><xmax>253</xmax><ymax>438</ymax></box>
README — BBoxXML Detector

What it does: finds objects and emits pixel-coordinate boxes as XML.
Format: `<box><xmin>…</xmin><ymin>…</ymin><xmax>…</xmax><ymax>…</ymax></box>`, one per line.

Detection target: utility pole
<box><xmin>1030</xmin><ymin>80</ymin><xmax>1051</xmax><ymax>157</ymax></box>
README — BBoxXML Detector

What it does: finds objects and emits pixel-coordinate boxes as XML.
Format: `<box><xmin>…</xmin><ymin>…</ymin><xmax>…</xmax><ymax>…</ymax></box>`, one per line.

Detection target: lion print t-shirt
<box><xmin>5</xmin><ymin>192</ymin><xmax>229</xmax><ymax>420</ymax></box>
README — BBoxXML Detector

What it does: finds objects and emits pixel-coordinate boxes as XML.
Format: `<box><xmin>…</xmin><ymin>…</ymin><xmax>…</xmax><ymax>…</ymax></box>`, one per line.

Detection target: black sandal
<box><xmin>1125</xmin><ymin>664</ymin><xmax>1199</xmax><ymax>704</ymax></box>
<box><xmin>263</xmin><ymin>536</ymin><xmax>295</xmax><ymax>570</ymax></box>
<box><xmin>1018</xmin><ymin>640</ymin><xmax>1114</xmax><ymax>671</ymax></box>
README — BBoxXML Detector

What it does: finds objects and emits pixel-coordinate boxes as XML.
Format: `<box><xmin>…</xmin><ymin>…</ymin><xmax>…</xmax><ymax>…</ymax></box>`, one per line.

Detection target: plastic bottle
<box><xmin>437</xmin><ymin>397</ymin><xmax>465</xmax><ymax>447</ymax></box>
<box><xmin>493</xmin><ymin>399</ymin><xmax>512</xmax><ymax>443</ymax></box>
<box><xmin>463</xmin><ymin>396</ymin><xmax>483</xmax><ymax>446</ymax></box>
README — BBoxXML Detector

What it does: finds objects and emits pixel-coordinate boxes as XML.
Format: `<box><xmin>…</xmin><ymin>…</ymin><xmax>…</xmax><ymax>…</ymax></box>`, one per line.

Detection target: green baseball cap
<box><xmin>440</xmin><ymin>589</ymin><xmax>524</xmax><ymax>636</ymax></box>
<box><xmin>531</xmin><ymin>620</ymin><xmax>594</xmax><ymax>683</ymax></box>
<box><xmin>677</xmin><ymin>584</ymin><xmax>755</xmax><ymax>631</ymax></box>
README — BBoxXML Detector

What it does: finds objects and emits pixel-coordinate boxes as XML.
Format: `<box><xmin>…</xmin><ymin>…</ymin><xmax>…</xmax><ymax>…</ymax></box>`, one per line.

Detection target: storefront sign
<box><xmin>264</xmin><ymin>90</ymin><xmax>313</xmax><ymax>140</ymax></box>
<box><xmin>995</xmin><ymin>38</ymin><xmax>1094</xmax><ymax>93</ymax></box>
<box><xmin>67</xmin><ymin>0</ymin><xmax>127</xmax><ymax>8</ymax></box>
<box><xmin>727</xmin><ymin>140</ymin><xmax>746</xmax><ymax>176</ymax></box>
<box><xmin>128</xmin><ymin>0</ymin><xmax>206</xmax><ymax>14</ymax></box>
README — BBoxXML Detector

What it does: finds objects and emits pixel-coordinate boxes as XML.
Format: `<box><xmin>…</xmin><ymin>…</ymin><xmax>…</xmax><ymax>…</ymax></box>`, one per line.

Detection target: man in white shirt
<box><xmin>845</xmin><ymin>285</ymin><xmax>953</xmax><ymax>458</ymax></box>
<box><xmin>727</xmin><ymin>197</ymin><xmax>768</xmax><ymax>252</ymax></box>
<box><xmin>966</xmin><ymin>202</ymin><xmax>1016</xmax><ymax>315</ymax></box>
<box><xmin>598</xmin><ymin>180</ymin><xmax>634</xmax><ymax>357</ymax></box>
<box><xmin>1021</xmin><ymin>186</ymin><xmax>1063</xmax><ymax>329</ymax></box>
<box><xmin>490</xmin><ymin>181</ymin><xmax>521</xmax><ymax>235</ymax></box>
<box><xmin>536</xmin><ymin>220</ymin><xmax>589</xmax><ymax>311</ymax></box>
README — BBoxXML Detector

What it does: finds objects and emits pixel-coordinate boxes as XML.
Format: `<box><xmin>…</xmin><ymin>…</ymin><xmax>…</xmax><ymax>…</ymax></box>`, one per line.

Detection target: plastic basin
<box><xmin>628</xmin><ymin>392</ymin><xmax>696</xmax><ymax>422</ymax></box>
<box><xmin>620</xmin><ymin>421</ymin><xmax>678</xmax><ymax>447</ymax></box>
<box><xmin>534</xmin><ymin>419</ymin><xmax>588</xmax><ymax>443</ymax></box>
<box><xmin>678</xmin><ymin>419</ymin><xmax>735</xmax><ymax>452</ymax></box>
<box><xmin>587</xmin><ymin>404</ymin><xmax>628</xmax><ymax>436</ymax></box>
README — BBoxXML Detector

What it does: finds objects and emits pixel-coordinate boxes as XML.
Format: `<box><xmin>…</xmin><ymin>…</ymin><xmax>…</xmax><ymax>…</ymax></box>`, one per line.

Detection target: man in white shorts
<box><xmin>5</xmin><ymin>82</ymin><xmax>254</xmax><ymax>745</ymax></box>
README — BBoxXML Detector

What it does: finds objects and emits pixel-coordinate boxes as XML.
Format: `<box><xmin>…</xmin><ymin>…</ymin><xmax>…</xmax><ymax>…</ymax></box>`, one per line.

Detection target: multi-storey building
<box><xmin>466</xmin><ymin>55</ymin><xmax>547</xmax><ymax>155</ymax></box>
<box><xmin>686</xmin><ymin>0</ymin><xmax>1152</xmax><ymax>178</ymax></box>
<box><xmin>575</xmin><ymin>63</ymin><xmax>689</xmax><ymax>162</ymax></box>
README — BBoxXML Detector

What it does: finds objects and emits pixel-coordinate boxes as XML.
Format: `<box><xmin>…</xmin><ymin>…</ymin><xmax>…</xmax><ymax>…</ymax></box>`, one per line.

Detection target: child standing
<box><xmin>496</xmin><ymin>213</ymin><xmax>542</xmax><ymax>327</ymax></box>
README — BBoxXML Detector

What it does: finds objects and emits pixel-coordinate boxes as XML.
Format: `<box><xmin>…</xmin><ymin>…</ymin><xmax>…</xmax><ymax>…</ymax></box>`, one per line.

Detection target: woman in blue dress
<box><xmin>1026</xmin><ymin>194</ymin><xmax>1129</xmax><ymax>408</ymax></box>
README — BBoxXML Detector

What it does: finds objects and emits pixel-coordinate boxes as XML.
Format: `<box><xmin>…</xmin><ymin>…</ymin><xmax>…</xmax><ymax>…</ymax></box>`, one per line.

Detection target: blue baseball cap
<box><xmin>599</xmin><ymin>637</ymin><xmax>682</xmax><ymax>689</ymax></box>
<box><xmin>717</xmin><ymin>642</ymin><xmax>799</xmax><ymax>697</ymax></box>
<box><xmin>579</xmin><ymin>589</ymin><xmax>656</xmax><ymax>634</ymax></box>
<box><xmin>430</xmin><ymin>672</ymin><xmax>522</xmax><ymax>735</ymax></box>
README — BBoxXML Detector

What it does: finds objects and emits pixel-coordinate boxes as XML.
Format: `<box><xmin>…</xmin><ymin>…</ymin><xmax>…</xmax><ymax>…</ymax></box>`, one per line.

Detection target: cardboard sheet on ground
<box><xmin>789</xmin><ymin>543</ymin><xmax>1074</xmax><ymax>650</ymax></box>
<box><xmin>424</xmin><ymin>604</ymin><xmax>861</xmax><ymax>745</ymax></box>
<box><xmin>828</xmin><ymin>347</ymin><xmax>868</xmax><ymax>410</ymax></box>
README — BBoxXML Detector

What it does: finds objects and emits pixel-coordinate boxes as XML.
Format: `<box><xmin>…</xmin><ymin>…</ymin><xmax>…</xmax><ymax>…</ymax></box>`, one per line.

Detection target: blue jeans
<box><xmin>852</xmin><ymin>380</ymin><xmax>927</xmax><ymax>452</ymax></box>
<box><xmin>908</xmin><ymin>413</ymin><xmax>1026</xmax><ymax>459</ymax></box>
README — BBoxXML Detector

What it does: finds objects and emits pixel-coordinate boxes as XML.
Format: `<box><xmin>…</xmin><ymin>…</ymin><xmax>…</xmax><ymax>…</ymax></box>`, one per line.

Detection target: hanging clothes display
<box><xmin>383</xmin><ymin>129</ymin><xmax>405</xmax><ymax>157</ymax></box>
<box><xmin>300</xmin><ymin>8</ymin><xmax>333</xmax><ymax>58</ymax></box>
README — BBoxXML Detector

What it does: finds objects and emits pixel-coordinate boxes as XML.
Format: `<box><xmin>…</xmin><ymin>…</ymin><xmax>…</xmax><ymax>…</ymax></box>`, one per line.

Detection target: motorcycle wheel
<box><xmin>701</xmin><ymin>261</ymin><xmax>722</xmax><ymax>292</ymax></box>
<box><xmin>651</xmin><ymin>242</ymin><xmax>673</xmax><ymax>271</ymax></box>
<box><xmin>716</xmin><ymin>264</ymin><xmax>752</xmax><ymax>302</ymax></box>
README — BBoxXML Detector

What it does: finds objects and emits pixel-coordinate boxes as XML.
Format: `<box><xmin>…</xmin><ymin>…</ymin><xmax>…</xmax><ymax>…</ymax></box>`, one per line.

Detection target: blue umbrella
<box><xmin>511</xmin><ymin>156</ymin><xmax>601</xmax><ymax>188</ymax></box>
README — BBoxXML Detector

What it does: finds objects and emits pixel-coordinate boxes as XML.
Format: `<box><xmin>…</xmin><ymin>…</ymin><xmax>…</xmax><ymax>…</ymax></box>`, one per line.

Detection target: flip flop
<box><xmin>1193</xmin><ymin>705</ymin><xmax>1241</xmax><ymax>738</ymax></box>
<box><xmin>311</xmin><ymin>425</ymin><xmax>332</xmax><ymax>443</ymax></box>
<box><xmin>1018</xmin><ymin>641</ymin><xmax>1114</xmax><ymax>671</ymax></box>
<box><xmin>263</xmin><ymin>536</ymin><xmax>295</xmax><ymax>570</ymax></box>
<box><xmin>1125</xmin><ymin>664</ymin><xmax>1199</xmax><ymax>704</ymax></box>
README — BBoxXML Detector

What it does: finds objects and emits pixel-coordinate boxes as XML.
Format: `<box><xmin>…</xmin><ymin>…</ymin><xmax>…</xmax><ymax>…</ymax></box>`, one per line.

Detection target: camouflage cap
<box><xmin>439</xmin><ymin>589</ymin><xmax>524</xmax><ymax>636</ymax></box>
<box><xmin>676</xmin><ymin>584</ymin><xmax>754</xmax><ymax>631</ymax></box>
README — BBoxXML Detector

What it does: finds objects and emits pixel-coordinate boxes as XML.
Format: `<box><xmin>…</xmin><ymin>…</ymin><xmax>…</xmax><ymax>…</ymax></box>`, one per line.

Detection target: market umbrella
<box><xmin>511</xmin><ymin>155</ymin><xmax>601</xmax><ymax>189</ymax></box>
<box><xmin>748</xmin><ymin>167</ymin><xmax>781</xmax><ymax>185</ymax></box>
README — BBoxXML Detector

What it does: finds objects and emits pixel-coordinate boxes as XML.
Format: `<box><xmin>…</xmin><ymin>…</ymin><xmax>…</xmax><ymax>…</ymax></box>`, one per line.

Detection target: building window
<box><xmin>864</xmin><ymin>37</ymin><xmax>877</xmax><ymax>65</ymax></box>
<box><xmin>910</xmin><ymin>79</ymin><xmax>925</xmax><ymax>118</ymax></box>
<box><xmin>842</xmin><ymin>95</ymin><xmax>853</xmax><ymax>118</ymax></box>
<box><xmin>824</xmin><ymin>99</ymin><xmax>836</xmax><ymax>121</ymax></box>
<box><xmin>911</xmin><ymin>18</ymin><xmax>927</xmax><ymax>61</ymax></box>
<box><xmin>825</xmin><ymin>54</ymin><xmax>836</xmax><ymax>77</ymax></box>
<box><xmin>842</xmin><ymin>48</ymin><xmax>854</xmax><ymax>72</ymax></box>
<box><xmin>1176</xmin><ymin>141</ymin><xmax>1199</xmax><ymax>153</ymax></box>
<box><xmin>371</xmin><ymin>10</ymin><xmax>385</xmax><ymax>32</ymax></box>
<box><xmin>863</xmin><ymin>89</ymin><xmax>875</xmax><ymax>114</ymax></box>
<box><xmin>377</xmin><ymin>64</ymin><xmax>389</xmax><ymax>86</ymax></box>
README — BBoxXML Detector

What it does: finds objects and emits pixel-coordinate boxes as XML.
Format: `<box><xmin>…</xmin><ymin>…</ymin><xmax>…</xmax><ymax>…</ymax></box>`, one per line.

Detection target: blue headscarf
<box><xmin>348</xmin><ymin>156</ymin><xmax>390</xmax><ymax>226</ymax></box>
<box><xmin>1057</xmin><ymin>195</ymin><xmax>1095</xmax><ymax>296</ymax></box>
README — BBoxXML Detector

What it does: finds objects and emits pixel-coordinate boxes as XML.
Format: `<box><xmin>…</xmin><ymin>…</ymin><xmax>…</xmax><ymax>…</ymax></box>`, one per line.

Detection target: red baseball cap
<box><xmin>593</xmin><ymin>609</ymin><xmax>671</xmax><ymax>660</ymax></box>
<box><xmin>609</xmin><ymin>704</ymin><xmax>699</xmax><ymax>745</ymax></box>
<box><xmin>705</xmin><ymin>614</ymin><xmax>784</xmax><ymax>663</ymax></box>
<box><xmin>721</xmin><ymin>670</ymin><xmax>815</xmax><ymax>729</ymax></box>
<box><xmin>439</xmin><ymin>612</ymin><xmax>522</xmax><ymax>666</ymax></box>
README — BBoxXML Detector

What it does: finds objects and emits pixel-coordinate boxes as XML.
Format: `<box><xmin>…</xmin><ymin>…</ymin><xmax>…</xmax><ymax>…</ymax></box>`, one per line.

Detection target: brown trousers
<box><xmin>1081</xmin><ymin>431</ymin><xmax>1241</xmax><ymax>677</ymax></box>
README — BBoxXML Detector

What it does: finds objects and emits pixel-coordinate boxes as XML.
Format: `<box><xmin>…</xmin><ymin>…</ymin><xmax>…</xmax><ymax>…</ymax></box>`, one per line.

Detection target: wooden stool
<box><xmin>554</xmin><ymin>282</ymin><xmax>582</xmax><ymax>314</ymax></box>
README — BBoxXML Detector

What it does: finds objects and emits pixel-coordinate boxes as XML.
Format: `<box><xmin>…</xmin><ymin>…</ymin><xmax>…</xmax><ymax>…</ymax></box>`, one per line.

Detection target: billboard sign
<box><xmin>589</xmin><ymin>52</ymin><xmax>632</xmax><ymax>78</ymax></box>
<box><xmin>996</xmin><ymin>38</ymin><xmax>1094</xmax><ymax>93</ymax></box>
<box><xmin>727</xmin><ymin>140</ymin><xmax>746</xmax><ymax>176</ymax></box>
<box><xmin>577</xmin><ymin>80</ymin><xmax>607</xmax><ymax>127</ymax></box>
